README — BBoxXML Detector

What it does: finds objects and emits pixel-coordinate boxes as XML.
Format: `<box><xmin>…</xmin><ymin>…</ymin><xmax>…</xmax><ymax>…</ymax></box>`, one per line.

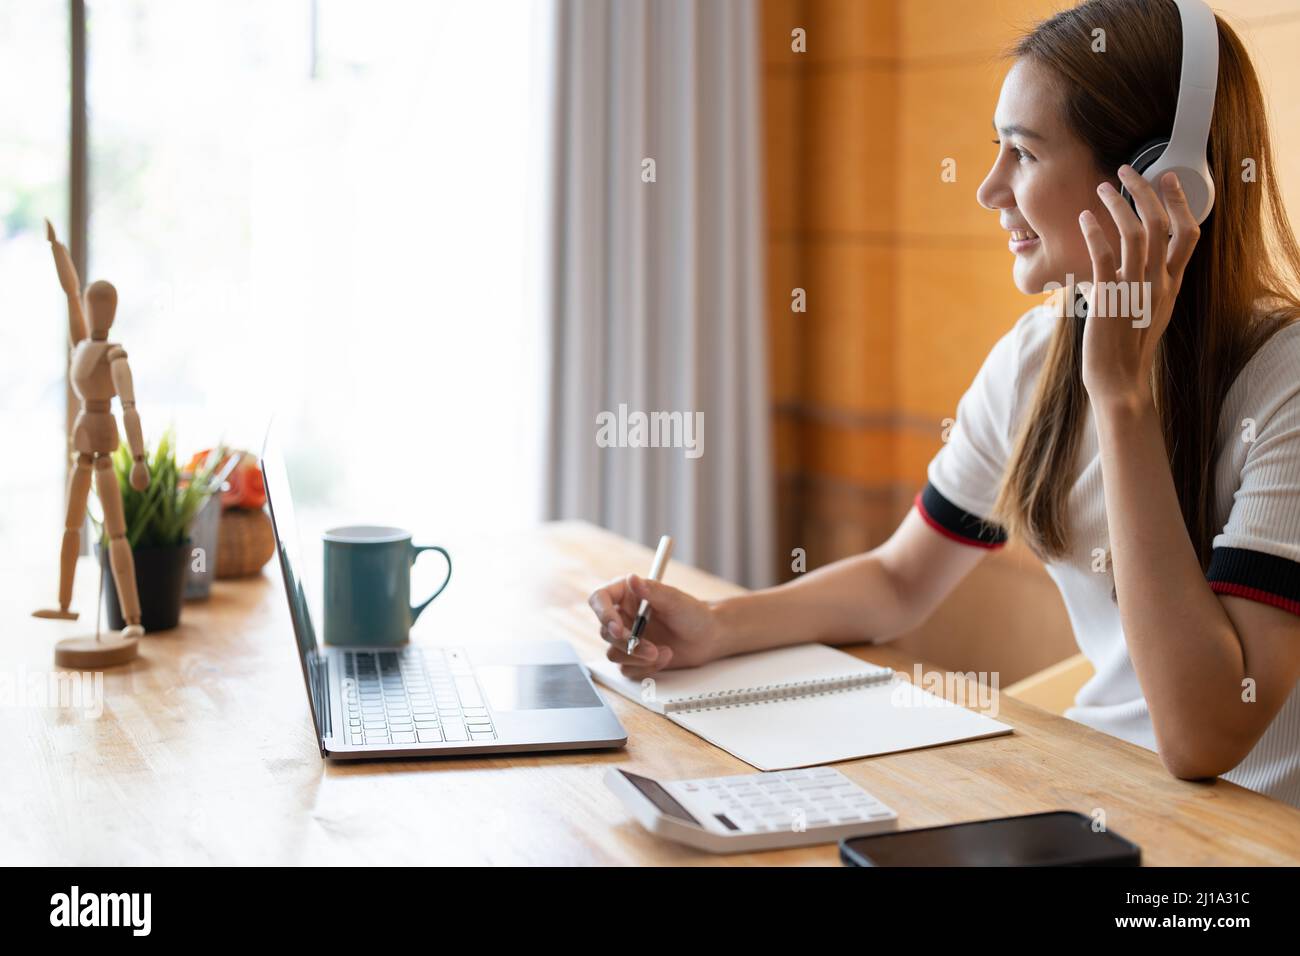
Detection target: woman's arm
<box><xmin>1081</xmin><ymin>167</ymin><xmax>1300</xmax><ymax>779</ymax></box>
<box><xmin>711</xmin><ymin>509</ymin><xmax>988</xmax><ymax>655</ymax></box>
<box><xmin>1093</xmin><ymin>398</ymin><xmax>1300</xmax><ymax>779</ymax></box>
<box><xmin>588</xmin><ymin>508</ymin><xmax>988</xmax><ymax>678</ymax></box>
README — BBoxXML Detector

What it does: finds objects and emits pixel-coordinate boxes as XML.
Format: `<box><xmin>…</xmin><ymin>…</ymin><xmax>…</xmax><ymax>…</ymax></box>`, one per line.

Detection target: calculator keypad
<box><xmin>674</xmin><ymin>767</ymin><xmax>896</xmax><ymax>835</ymax></box>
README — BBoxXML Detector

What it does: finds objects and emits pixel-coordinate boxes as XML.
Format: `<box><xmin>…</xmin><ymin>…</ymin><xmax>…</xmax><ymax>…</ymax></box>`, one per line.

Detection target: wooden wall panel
<box><xmin>899</xmin><ymin>0</ymin><xmax>1059</xmax><ymax>61</ymax></box>
<box><xmin>802</xmin><ymin>68</ymin><xmax>898</xmax><ymax>235</ymax></box>
<box><xmin>763</xmin><ymin>69</ymin><xmax>800</xmax><ymax>236</ymax></box>
<box><xmin>802</xmin><ymin>242</ymin><xmax>895</xmax><ymax>411</ymax></box>
<box><xmin>899</xmin><ymin>61</ymin><xmax>1016</xmax><ymax>241</ymax></box>
<box><xmin>895</xmin><ymin>245</ymin><xmax>1031</xmax><ymax>424</ymax></box>
<box><xmin>762</xmin><ymin>0</ymin><xmax>902</xmax><ymax>580</ymax></box>
<box><xmin>766</xmin><ymin>237</ymin><xmax>800</xmax><ymax>405</ymax></box>
<box><xmin>803</xmin><ymin>0</ymin><xmax>899</xmax><ymax>62</ymax></box>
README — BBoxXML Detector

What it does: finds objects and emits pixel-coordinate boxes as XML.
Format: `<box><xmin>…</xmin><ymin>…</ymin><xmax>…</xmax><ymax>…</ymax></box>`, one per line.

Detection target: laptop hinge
<box><xmin>313</xmin><ymin>654</ymin><xmax>332</xmax><ymax>745</ymax></box>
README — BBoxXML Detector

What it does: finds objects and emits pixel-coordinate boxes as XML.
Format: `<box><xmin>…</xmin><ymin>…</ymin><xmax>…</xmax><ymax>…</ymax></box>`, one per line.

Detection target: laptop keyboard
<box><xmin>342</xmin><ymin>647</ymin><xmax>496</xmax><ymax>747</ymax></box>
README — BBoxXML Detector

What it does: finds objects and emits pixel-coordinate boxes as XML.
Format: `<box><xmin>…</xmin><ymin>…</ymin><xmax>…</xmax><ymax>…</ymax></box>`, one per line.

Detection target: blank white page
<box><xmin>671</xmin><ymin>680</ymin><xmax>1012</xmax><ymax>771</ymax></box>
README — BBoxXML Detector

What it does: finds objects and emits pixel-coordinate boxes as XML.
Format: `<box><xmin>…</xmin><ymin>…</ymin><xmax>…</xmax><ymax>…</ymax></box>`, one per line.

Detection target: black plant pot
<box><xmin>99</xmin><ymin>543</ymin><xmax>189</xmax><ymax>632</ymax></box>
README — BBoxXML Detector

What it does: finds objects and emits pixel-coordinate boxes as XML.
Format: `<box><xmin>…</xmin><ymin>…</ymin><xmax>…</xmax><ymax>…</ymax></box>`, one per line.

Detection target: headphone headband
<box><xmin>1167</xmin><ymin>0</ymin><xmax>1218</xmax><ymax>161</ymax></box>
<box><xmin>1137</xmin><ymin>0</ymin><xmax>1219</xmax><ymax>224</ymax></box>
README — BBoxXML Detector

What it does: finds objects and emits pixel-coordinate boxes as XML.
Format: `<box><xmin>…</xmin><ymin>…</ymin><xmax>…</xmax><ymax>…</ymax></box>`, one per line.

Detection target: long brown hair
<box><xmin>992</xmin><ymin>0</ymin><xmax>1300</xmax><ymax>567</ymax></box>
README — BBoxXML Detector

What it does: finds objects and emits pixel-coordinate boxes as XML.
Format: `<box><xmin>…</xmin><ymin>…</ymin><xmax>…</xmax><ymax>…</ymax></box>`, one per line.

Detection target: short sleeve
<box><xmin>916</xmin><ymin>309</ymin><xmax>1044</xmax><ymax>549</ymax></box>
<box><xmin>1208</xmin><ymin>333</ymin><xmax>1300</xmax><ymax>616</ymax></box>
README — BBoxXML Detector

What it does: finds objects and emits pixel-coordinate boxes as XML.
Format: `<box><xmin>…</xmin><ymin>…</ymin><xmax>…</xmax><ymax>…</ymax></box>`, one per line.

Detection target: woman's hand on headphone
<box><xmin>1077</xmin><ymin>164</ymin><xmax>1201</xmax><ymax>409</ymax></box>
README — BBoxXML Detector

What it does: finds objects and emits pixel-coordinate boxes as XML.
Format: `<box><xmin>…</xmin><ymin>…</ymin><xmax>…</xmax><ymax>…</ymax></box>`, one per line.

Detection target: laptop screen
<box><xmin>260</xmin><ymin>427</ymin><xmax>324</xmax><ymax>741</ymax></box>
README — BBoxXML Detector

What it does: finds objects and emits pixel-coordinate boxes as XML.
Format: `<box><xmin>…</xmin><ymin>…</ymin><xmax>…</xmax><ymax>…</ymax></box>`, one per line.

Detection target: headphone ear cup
<box><xmin>1119</xmin><ymin>139</ymin><xmax>1170</xmax><ymax>211</ymax></box>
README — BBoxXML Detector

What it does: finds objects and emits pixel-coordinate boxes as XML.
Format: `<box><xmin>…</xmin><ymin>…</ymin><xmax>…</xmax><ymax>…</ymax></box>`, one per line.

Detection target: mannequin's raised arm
<box><xmin>46</xmin><ymin>219</ymin><xmax>87</xmax><ymax>346</ymax></box>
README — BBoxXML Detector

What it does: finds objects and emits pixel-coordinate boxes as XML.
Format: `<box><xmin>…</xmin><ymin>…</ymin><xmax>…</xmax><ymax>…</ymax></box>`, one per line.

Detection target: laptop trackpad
<box><xmin>475</xmin><ymin>664</ymin><xmax>603</xmax><ymax>711</ymax></box>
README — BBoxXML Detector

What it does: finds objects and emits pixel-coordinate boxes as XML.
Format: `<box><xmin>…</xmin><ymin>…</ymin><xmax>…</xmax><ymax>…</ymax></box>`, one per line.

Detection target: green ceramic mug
<box><xmin>322</xmin><ymin>526</ymin><xmax>452</xmax><ymax>647</ymax></box>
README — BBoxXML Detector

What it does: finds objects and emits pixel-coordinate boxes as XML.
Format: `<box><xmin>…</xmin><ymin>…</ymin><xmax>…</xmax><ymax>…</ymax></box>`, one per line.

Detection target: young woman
<box><xmin>587</xmin><ymin>0</ymin><xmax>1300</xmax><ymax>807</ymax></box>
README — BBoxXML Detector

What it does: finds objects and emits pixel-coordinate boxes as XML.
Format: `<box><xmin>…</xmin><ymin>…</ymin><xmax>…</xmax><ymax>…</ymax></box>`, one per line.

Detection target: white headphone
<box><xmin>1118</xmin><ymin>0</ymin><xmax>1219</xmax><ymax>224</ymax></box>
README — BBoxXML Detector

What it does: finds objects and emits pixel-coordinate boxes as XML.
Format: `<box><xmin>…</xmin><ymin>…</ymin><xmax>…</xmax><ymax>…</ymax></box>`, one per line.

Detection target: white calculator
<box><xmin>605</xmin><ymin>766</ymin><xmax>898</xmax><ymax>853</ymax></box>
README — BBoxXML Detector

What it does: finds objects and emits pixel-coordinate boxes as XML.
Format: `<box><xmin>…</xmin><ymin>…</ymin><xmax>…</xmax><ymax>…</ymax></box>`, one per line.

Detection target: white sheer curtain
<box><xmin>543</xmin><ymin>0</ymin><xmax>774</xmax><ymax>587</ymax></box>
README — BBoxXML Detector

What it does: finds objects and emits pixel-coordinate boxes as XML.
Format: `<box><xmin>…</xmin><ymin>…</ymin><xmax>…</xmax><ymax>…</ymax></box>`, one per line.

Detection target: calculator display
<box><xmin>619</xmin><ymin>771</ymin><xmax>702</xmax><ymax>826</ymax></box>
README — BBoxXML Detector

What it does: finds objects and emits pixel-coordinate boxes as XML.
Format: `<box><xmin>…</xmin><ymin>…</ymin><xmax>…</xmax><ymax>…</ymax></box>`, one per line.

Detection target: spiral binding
<box><xmin>662</xmin><ymin>667</ymin><xmax>895</xmax><ymax>714</ymax></box>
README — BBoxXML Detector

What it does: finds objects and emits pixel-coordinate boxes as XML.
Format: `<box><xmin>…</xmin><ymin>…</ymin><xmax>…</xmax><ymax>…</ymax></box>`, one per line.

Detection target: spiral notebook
<box><xmin>586</xmin><ymin>643</ymin><xmax>1012</xmax><ymax>771</ymax></box>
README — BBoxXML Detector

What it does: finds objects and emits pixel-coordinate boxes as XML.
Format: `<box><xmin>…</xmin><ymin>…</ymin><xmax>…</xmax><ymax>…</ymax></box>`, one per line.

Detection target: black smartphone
<box><xmin>839</xmin><ymin>810</ymin><xmax>1140</xmax><ymax>867</ymax></box>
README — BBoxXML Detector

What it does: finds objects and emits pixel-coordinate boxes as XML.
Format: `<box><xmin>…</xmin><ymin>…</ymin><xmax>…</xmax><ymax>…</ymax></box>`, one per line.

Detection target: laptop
<box><xmin>260</xmin><ymin>429</ymin><xmax>628</xmax><ymax>759</ymax></box>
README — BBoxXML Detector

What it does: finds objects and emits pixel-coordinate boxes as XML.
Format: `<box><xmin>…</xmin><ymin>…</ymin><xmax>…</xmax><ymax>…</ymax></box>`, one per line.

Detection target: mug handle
<box><xmin>409</xmin><ymin>544</ymin><xmax>452</xmax><ymax>625</ymax></box>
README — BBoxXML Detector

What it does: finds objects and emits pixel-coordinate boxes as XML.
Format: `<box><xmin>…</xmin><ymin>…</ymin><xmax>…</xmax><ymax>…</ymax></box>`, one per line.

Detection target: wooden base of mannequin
<box><xmin>33</xmin><ymin>608</ymin><xmax>79</xmax><ymax>621</ymax></box>
<box><xmin>54</xmin><ymin>634</ymin><xmax>139</xmax><ymax>669</ymax></box>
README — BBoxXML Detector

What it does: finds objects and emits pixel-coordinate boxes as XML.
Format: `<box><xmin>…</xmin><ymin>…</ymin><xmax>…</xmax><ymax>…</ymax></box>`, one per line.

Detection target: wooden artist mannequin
<box><xmin>33</xmin><ymin>221</ymin><xmax>151</xmax><ymax>668</ymax></box>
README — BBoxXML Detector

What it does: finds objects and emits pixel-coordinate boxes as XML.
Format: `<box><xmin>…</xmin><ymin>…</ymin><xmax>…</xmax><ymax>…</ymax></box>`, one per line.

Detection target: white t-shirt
<box><xmin>922</xmin><ymin>303</ymin><xmax>1300</xmax><ymax>808</ymax></box>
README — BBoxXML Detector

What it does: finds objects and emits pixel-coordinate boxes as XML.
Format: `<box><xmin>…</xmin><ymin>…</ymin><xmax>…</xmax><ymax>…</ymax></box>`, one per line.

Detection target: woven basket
<box><xmin>216</xmin><ymin>508</ymin><xmax>276</xmax><ymax>579</ymax></box>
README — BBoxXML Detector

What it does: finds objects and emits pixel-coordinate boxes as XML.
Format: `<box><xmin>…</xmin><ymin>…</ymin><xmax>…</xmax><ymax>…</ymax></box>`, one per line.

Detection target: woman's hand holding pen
<box><xmin>588</xmin><ymin>574</ymin><xmax>723</xmax><ymax>679</ymax></box>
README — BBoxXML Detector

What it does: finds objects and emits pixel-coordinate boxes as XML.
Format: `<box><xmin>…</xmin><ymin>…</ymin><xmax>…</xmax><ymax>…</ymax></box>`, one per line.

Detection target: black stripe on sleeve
<box><xmin>1207</xmin><ymin>547</ymin><xmax>1300</xmax><ymax>617</ymax></box>
<box><xmin>915</xmin><ymin>482</ymin><xmax>1008</xmax><ymax>550</ymax></box>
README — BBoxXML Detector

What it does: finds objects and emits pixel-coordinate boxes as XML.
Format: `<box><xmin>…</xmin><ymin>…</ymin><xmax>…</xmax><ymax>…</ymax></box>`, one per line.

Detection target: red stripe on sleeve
<box><xmin>913</xmin><ymin>491</ymin><xmax>1006</xmax><ymax>551</ymax></box>
<box><xmin>1209</xmin><ymin>581</ymin><xmax>1300</xmax><ymax>617</ymax></box>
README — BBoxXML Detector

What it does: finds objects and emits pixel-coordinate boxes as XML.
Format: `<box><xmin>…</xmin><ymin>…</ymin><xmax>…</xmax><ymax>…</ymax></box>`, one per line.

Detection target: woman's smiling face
<box><xmin>977</xmin><ymin>58</ymin><xmax>1121</xmax><ymax>296</ymax></box>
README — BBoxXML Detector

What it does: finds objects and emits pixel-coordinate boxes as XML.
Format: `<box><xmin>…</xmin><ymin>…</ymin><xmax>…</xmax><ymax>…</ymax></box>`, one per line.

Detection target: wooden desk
<box><xmin>4</xmin><ymin>521</ymin><xmax>1299</xmax><ymax>865</ymax></box>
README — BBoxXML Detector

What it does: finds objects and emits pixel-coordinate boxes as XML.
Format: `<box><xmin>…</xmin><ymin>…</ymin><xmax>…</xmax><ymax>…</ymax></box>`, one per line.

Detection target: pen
<box><xmin>626</xmin><ymin>534</ymin><xmax>673</xmax><ymax>656</ymax></box>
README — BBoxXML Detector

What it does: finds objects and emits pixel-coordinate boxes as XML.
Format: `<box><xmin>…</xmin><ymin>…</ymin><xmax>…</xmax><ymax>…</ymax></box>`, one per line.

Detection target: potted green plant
<box><xmin>96</xmin><ymin>430</ymin><xmax>216</xmax><ymax>632</ymax></box>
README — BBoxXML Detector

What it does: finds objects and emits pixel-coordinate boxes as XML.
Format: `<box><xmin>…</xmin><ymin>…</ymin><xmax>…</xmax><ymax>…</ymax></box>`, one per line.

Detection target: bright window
<box><xmin>84</xmin><ymin>0</ymin><xmax>551</xmax><ymax>556</ymax></box>
<box><xmin>0</xmin><ymin>0</ymin><xmax>70</xmax><ymax>565</ymax></box>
